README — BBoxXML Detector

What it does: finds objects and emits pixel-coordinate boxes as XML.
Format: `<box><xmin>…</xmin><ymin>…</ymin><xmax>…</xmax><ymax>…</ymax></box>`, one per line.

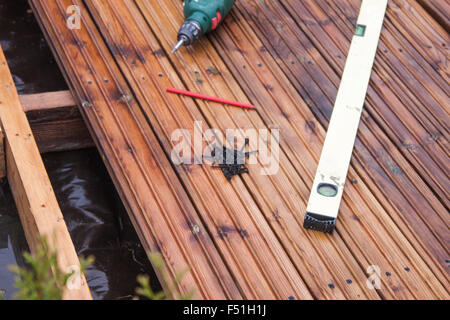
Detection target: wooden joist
<box><xmin>0</xmin><ymin>129</ymin><xmax>4</xmax><ymax>178</ymax></box>
<box><xmin>0</xmin><ymin>46</ymin><xmax>92</xmax><ymax>300</ymax></box>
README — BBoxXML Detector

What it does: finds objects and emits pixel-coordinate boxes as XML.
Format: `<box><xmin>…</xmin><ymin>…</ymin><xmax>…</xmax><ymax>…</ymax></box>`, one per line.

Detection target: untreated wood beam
<box><xmin>0</xmin><ymin>129</ymin><xmax>4</xmax><ymax>179</ymax></box>
<box><xmin>0</xmin><ymin>46</ymin><xmax>92</xmax><ymax>300</ymax></box>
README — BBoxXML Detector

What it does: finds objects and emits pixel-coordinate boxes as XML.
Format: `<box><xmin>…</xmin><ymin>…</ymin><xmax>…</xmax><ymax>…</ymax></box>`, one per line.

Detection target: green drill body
<box><xmin>184</xmin><ymin>0</ymin><xmax>236</xmax><ymax>33</ymax></box>
<box><xmin>172</xmin><ymin>0</ymin><xmax>236</xmax><ymax>53</ymax></box>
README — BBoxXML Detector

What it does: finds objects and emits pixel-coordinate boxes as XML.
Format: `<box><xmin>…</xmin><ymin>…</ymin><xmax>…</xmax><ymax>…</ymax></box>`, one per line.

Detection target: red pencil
<box><xmin>166</xmin><ymin>87</ymin><xmax>257</xmax><ymax>110</ymax></box>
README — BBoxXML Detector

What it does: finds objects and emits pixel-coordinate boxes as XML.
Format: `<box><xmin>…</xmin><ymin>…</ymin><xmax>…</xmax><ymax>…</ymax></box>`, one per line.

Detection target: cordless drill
<box><xmin>172</xmin><ymin>0</ymin><xmax>236</xmax><ymax>53</ymax></box>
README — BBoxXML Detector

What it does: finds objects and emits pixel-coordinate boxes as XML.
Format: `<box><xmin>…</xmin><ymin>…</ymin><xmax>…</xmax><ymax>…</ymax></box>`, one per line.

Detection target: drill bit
<box><xmin>172</xmin><ymin>38</ymin><xmax>186</xmax><ymax>54</ymax></box>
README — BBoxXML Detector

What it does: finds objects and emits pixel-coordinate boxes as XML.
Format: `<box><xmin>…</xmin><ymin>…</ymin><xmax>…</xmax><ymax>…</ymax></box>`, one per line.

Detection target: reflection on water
<box><xmin>43</xmin><ymin>150</ymin><xmax>159</xmax><ymax>300</ymax></box>
<box><xmin>0</xmin><ymin>183</ymin><xmax>28</xmax><ymax>300</ymax></box>
<box><xmin>0</xmin><ymin>1</ymin><xmax>67</xmax><ymax>94</ymax></box>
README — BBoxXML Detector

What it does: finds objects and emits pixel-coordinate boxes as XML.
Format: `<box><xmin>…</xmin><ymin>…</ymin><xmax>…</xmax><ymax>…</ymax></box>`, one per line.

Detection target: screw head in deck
<box><xmin>82</xmin><ymin>101</ymin><xmax>92</xmax><ymax>108</ymax></box>
<box><xmin>120</xmin><ymin>94</ymin><xmax>133</xmax><ymax>103</ymax></box>
<box><xmin>191</xmin><ymin>224</ymin><xmax>201</xmax><ymax>235</ymax></box>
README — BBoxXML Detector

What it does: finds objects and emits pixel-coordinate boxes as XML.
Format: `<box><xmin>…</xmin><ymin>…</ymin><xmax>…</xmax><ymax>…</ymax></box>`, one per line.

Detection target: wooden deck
<box><xmin>29</xmin><ymin>0</ymin><xmax>449</xmax><ymax>299</ymax></box>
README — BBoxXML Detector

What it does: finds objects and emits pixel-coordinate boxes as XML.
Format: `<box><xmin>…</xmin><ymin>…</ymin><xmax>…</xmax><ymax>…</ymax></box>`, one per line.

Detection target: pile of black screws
<box><xmin>210</xmin><ymin>138</ymin><xmax>256</xmax><ymax>181</ymax></box>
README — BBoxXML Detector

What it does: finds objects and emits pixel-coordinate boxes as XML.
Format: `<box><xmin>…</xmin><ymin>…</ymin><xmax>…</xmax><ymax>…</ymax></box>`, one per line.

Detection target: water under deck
<box><xmin>29</xmin><ymin>0</ymin><xmax>449</xmax><ymax>299</ymax></box>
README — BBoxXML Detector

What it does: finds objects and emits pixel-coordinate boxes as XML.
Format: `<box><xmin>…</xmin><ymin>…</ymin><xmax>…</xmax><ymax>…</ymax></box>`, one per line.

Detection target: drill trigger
<box><xmin>212</xmin><ymin>12</ymin><xmax>222</xmax><ymax>30</ymax></box>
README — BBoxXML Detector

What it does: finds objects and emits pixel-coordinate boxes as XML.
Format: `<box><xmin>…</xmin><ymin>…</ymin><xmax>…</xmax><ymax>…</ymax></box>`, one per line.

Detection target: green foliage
<box><xmin>9</xmin><ymin>236</ymin><xmax>93</xmax><ymax>300</ymax></box>
<box><xmin>135</xmin><ymin>275</ymin><xmax>166</xmax><ymax>300</ymax></box>
<box><xmin>8</xmin><ymin>237</ymin><xmax>193</xmax><ymax>301</ymax></box>
<box><xmin>135</xmin><ymin>252</ymin><xmax>195</xmax><ymax>300</ymax></box>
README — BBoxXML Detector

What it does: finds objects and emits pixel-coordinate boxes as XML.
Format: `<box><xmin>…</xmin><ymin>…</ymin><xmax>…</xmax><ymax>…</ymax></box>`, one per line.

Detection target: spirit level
<box><xmin>304</xmin><ymin>0</ymin><xmax>388</xmax><ymax>234</ymax></box>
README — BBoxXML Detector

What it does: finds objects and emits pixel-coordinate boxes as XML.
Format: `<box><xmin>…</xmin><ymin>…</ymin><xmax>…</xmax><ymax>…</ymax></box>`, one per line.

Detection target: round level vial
<box><xmin>317</xmin><ymin>183</ymin><xmax>338</xmax><ymax>197</ymax></box>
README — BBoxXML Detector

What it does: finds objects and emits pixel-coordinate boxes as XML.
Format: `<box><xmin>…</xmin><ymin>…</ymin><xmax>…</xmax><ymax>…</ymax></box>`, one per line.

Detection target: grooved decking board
<box><xmin>29</xmin><ymin>0</ymin><xmax>242</xmax><ymax>300</ymax></box>
<box><xmin>416</xmin><ymin>0</ymin><xmax>450</xmax><ymax>31</ymax></box>
<box><xmin>235</xmin><ymin>0</ymin><xmax>449</xmax><ymax>276</ymax></box>
<box><xmin>30</xmin><ymin>0</ymin><xmax>450</xmax><ymax>300</ymax></box>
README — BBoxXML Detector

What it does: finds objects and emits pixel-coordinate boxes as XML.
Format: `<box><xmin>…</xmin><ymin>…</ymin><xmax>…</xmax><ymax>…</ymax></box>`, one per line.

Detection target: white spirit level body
<box><xmin>304</xmin><ymin>0</ymin><xmax>388</xmax><ymax>234</ymax></box>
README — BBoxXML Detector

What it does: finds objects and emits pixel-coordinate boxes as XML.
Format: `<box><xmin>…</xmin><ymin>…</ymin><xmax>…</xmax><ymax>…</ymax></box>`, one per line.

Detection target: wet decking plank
<box><xmin>210</xmin><ymin>1</ymin><xmax>448</xmax><ymax>297</ymax></box>
<box><xmin>251</xmin><ymin>0</ymin><xmax>449</xmax><ymax>279</ymax></box>
<box><xmin>417</xmin><ymin>0</ymin><xmax>450</xmax><ymax>31</ymax></box>
<box><xmin>30</xmin><ymin>0</ymin><xmax>242</xmax><ymax>300</ymax></box>
<box><xmin>30</xmin><ymin>0</ymin><xmax>449</xmax><ymax>299</ymax></box>
<box><xmin>85</xmin><ymin>0</ymin><xmax>316</xmax><ymax>300</ymax></box>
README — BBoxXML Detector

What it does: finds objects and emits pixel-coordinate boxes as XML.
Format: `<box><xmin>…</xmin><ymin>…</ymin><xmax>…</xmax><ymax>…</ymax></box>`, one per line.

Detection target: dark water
<box><xmin>43</xmin><ymin>150</ymin><xmax>158</xmax><ymax>300</ymax></box>
<box><xmin>0</xmin><ymin>182</ymin><xmax>28</xmax><ymax>300</ymax></box>
<box><xmin>0</xmin><ymin>0</ymin><xmax>159</xmax><ymax>299</ymax></box>
<box><xmin>0</xmin><ymin>1</ymin><xmax>67</xmax><ymax>93</ymax></box>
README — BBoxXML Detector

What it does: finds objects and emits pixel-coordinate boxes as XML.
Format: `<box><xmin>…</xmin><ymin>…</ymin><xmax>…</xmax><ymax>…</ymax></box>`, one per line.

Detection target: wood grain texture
<box><xmin>0</xmin><ymin>128</ymin><xmax>4</xmax><ymax>179</ymax></box>
<box><xmin>30</xmin><ymin>0</ymin><xmax>450</xmax><ymax>299</ymax></box>
<box><xmin>30</xmin><ymin>0</ymin><xmax>242</xmax><ymax>300</ymax></box>
<box><xmin>0</xmin><ymin>46</ymin><xmax>91</xmax><ymax>300</ymax></box>
<box><xmin>20</xmin><ymin>90</ymin><xmax>75</xmax><ymax>112</ymax></box>
<box><xmin>233</xmin><ymin>0</ymin><xmax>449</xmax><ymax>295</ymax></box>
<box><xmin>416</xmin><ymin>0</ymin><xmax>450</xmax><ymax>31</ymax></box>
<box><xmin>264</xmin><ymin>0</ymin><xmax>449</xmax><ymax>273</ymax></box>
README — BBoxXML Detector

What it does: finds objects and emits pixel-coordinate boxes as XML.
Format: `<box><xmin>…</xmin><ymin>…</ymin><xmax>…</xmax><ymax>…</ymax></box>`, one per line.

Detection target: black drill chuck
<box><xmin>172</xmin><ymin>20</ymin><xmax>203</xmax><ymax>53</ymax></box>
